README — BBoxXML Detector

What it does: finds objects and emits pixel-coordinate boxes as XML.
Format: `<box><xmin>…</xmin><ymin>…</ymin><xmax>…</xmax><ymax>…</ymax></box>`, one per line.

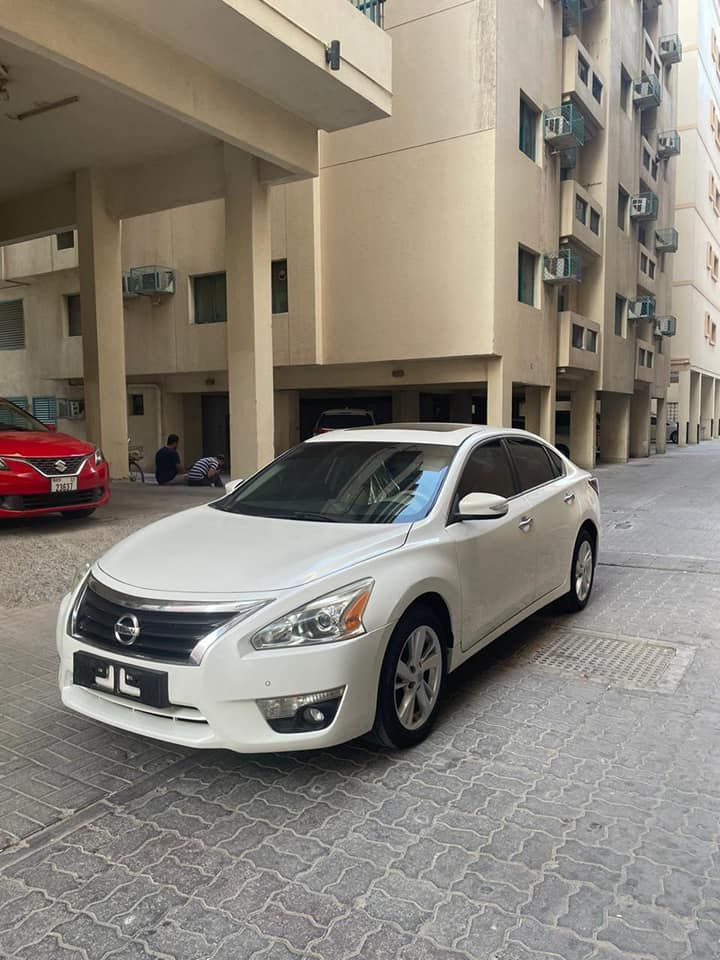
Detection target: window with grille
<box><xmin>272</xmin><ymin>259</ymin><xmax>289</xmax><ymax>314</ymax></box>
<box><xmin>32</xmin><ymin>396</ymin><xmax>58</xmax><ymax>425</ymax></box>
<box><xmin>0</xmin><ymin>300</ymin><xmax>25</xmax><ymax>350</ymax></box>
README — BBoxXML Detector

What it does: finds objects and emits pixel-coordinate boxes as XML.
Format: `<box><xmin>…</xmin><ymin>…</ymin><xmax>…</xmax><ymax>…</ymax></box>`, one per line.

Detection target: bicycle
<box><xmin>128</xmin><ymin>442</ymin><xmax>145</xmax><ymax>483</ymax></box>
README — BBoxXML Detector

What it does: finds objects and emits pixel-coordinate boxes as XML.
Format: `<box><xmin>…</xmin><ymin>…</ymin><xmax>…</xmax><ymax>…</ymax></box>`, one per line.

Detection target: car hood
<box><xmin>96</xmin><ymin>505</ymin><xmax>411</xmax><ymax>595</ymax></box>
<box><xmin>0</xmin><ymin>430</ymin><xmax>94</xmax><ymax>458</ymax></box>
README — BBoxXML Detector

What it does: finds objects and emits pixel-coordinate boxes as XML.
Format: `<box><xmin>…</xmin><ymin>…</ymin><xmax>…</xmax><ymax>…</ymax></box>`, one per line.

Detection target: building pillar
<box><xmin>570</xmin><ymin>381</ymin><xmax>596</xmax><ymax>469</ymax></box>
<box><xmin>274</xmin><ymin>390</ymin><xmax>299</xmax><ymax>455</ymax></box>
<box><xmin>677</xmin><ymin>368</ymin><xmax>690</xmax><ymax>447</ymax></box>
<box><xmin>449</xmin><ymin>391</ymin><xmax>473</xmax><ymax>423</ymax></box>
<box><xmin>629</xmin><ymin>387</ymin><xmax>651</xmax><ymax>459</ymax></box>
<box><xmin>75</xmin><ymin>168</ymin><xmax>129</xmax><ymax>478</ymax></box>
<box><xmin>598</xmin><ymin>391</ymin><xmax>631</xmax><ymax>463</ymax></box>
<box><xmin>655</xmin><ymin>396</ymin><xmax>667</xmax><ymax>455</ymax></box>
<box><xmin>487</xmin><ymin>358</ymin><xmax>512</xmax><ymax>428</ymax></box>
<box><xmin>701</xmin><ymin>375</ymin><xmax>714</xmax><ymax>441</ymax></box>
<box><xmin>393</xmin><ymin>391</ymin><xmax>420</xmax><ymax>423</ymax></box>
<box><xmin>689</xmin><ymin>370</ymin><xmax>701</xmax><ymax>445</ymax></box>
<box><xmin>224</xmin><ymin>146</ymin><xmax>274</xmax><ymax>478</ymax></box>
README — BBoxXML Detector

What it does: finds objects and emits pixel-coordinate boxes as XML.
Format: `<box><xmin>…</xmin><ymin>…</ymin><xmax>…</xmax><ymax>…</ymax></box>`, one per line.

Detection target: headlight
<box><xmin>71</xmin><ymin>561</ymin><xmax>92</xmax><ymax>594</ymax></box>
<box><xmin>0</xmin><ymin>457</ymin><xmax>9</xmax><ymax>471</ymax></box>
<box><xmin>93</xmin><ymin>448</ymin><xmax>105</xmax><ymax>466</ymax></box>
<box><xmin>251</xmin><ymin>579</ymin><xmax>374</xmax><ymax>650</ymax></box>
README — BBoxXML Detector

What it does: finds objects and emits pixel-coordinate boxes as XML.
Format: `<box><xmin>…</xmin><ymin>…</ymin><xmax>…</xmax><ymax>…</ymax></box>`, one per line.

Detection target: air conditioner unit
<box><xmin>631</xmin><ymin>197</ymin><xmax>649</xmax><ymax>216</ymax></box>
<box><xmin>129</xmin><ymin>266</ymin><xmax>176</xmax><ymax>297</ymax></box>
<box><xmin>655</xmin><ymin>316</ymin><xmax>677</xmax><ymax>337</ymax></box>
<box><xmin>57</xmin><ymin>398</ymin><xmax>85</xmax><ymax>420</ymax></box>
<box><xmin>545</xmin><ymin>115</ymin><xmax>570</xmax><ymax>139</ymax></box>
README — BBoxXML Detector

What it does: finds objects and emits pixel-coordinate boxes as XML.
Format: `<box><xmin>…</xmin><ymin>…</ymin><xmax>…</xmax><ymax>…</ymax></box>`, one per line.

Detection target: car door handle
<box><xmin>563</xmin><ymin>493</ymin><xmax>576</xmax><ymax>504</ymax></box>
<box><xmin>518</xmin><ymin>516</ymin><xmax>533</xmax><ymax>531</ymax></box>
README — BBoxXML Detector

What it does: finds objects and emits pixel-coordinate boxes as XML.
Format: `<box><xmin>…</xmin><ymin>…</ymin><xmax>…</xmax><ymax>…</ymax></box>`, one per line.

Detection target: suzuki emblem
<box><xmin>114</xmin><ymin>614</ymin><xmax>141</xmax><ymax>646</ymax></box>
<box><xmin>55</xmin><ymin>460</ymin><xmax>68</xmax><ymax>473</ymax></box>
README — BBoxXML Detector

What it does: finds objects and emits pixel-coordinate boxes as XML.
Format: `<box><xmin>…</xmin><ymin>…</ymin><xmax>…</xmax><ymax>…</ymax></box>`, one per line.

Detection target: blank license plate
<box><xmin>73</xmin><ymin>652</ymin><xmax>169</xmax><ymax>707</ymax></box>
<box><xmin>51</xmin><ymin>476</ymin><xmax>78</xmax><ymax>493</ymax></box>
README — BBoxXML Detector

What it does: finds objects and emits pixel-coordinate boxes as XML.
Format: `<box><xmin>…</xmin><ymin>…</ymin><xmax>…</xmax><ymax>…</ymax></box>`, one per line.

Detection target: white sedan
<box><xmin>57</xmin><ymin>425</ymin><xmax>600</xmax><ymax>751</ymax></box>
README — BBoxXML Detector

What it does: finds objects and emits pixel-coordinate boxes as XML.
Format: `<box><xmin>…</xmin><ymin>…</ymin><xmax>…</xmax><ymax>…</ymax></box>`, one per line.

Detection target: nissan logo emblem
<box><xmin>114</xmin><ymin>614</ymin><xmax>141</xmax><ymax>646</ymax></box>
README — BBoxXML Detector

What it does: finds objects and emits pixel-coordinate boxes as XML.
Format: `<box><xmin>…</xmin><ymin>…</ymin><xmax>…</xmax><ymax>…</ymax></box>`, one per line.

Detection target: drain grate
<box><xmin>516</xmin><ymin>629</ymin><xmax>695</xmax><ymax>692</ymax></box>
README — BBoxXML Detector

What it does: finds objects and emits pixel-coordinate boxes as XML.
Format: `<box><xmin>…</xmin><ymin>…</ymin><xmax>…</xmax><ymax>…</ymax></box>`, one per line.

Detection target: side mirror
<box><xmin>224</xmin><ymin>478</ymin><xmax>244</xmax><ymax>496</ymax></box>
<box><xmin>455</xmin><ymin>492</ymin><xmax>509</xmax><ymax>520</ymax></box>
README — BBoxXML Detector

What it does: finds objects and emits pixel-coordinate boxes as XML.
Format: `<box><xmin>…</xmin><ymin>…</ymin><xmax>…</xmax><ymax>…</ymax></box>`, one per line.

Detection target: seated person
<box><xmin>187</xmin><ymin>454</ymin><xmax>226</xmax><ymax>488</ymax></box>
<box><xmin>155</xmin><ymin>434</ymin><xmax>185</xmax><ymax>485</ymax></box>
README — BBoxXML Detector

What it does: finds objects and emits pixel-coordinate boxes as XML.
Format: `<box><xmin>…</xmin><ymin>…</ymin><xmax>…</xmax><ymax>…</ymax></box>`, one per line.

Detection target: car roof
<box><xmin>306</xmin><ymin>423</ymin><xmax>547</xmax><ymax>447</ymax></box>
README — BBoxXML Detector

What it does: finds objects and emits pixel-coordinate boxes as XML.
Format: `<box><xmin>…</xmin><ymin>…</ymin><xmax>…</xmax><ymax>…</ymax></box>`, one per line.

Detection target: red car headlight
<box><xmin>0</xmin><ymin>457</ymin><xmax>10</xmax><ymax>472</ymax></box>
<box><xmin>93</xmin><ymin>448</ymin><xmax>105</xmax><ymax>467</ymax></box>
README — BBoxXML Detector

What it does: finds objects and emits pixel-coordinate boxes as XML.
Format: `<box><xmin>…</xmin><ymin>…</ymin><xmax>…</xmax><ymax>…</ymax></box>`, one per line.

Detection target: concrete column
<box><xmin>75</xmin><ymin>168</ymin><xmax>129</xmax><ymax>477</ymax></box>
<box><xmin>701</xmin><ymin>375</ymin><xmax>714</xmax><ymax>440</ymax></box>
<box><xmin>392</xmin><ymin>391</ymin><xmax>420</xmax><ymax>423</ymax></box>
<box><xmin>570</xmin><ymin>381</ymin><xmax>596</xmax><ymax>469</ymax></box>
<box><xmin>689</xmin><ymin>371</ymin><xmax>701</xmax><ymax>445</ymax></box>
<box><xmin>677</xmin><ymin>368</ymin><xmax>690</xmax><ymax>447</ymax></box>
<box><xmin>655</xmin><ymin>396</ymin><xmax>667</xmax><ymax>455</ymax></box>
<box><xmin>224</xmin><ymin>146</ymin><xmax>274</xmax><ymax>477</ymax></box>
<box><xmin>629</xmin><ymin>387</ymin><xmax>651</xmax><ymax>458</ymax></box>
<box><xmin>598</xmin><ymin>391</ymin><xmax>631</xmax><ymax>463</ymax></box>
<box><xmin>449</xmin><ymin>391</ymin><xmax>473</xmax><ymax>423</ymax></box>
<box><xmin>487</xmin><ymin>358</ymin><xmax>512</xmax><ymax>428</ymax></box>
<box><xmin>274</xmin><ymin>390</ymin><xmax>299</xmax><ymax>455</ymax></box>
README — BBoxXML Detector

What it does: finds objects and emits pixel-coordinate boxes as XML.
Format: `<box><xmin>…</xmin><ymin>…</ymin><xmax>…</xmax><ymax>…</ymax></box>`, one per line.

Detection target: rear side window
<box><xmin>457</xmin><ymin>439</ymin><xmax>516</xmax><ymax>500</ymax></box>
<box><xmin>545</xmin><ymin>446</ymin><xmax>565</xmax><ymax>478</ymax></box>
<box><xmin>506</xmin><ymin>439</ymin><xmax>556</xmax><ymax>491</ymax></box>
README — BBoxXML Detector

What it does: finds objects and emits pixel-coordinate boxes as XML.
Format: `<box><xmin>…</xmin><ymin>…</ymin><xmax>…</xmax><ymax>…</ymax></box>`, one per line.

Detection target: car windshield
<box><xmin>213</xmin><ymin>441</ymin><xmax>455</xmax><ymax>524</ymax></box>
<box><xmin>0</xmin><ymin>399</ymin><xmax>47</xmax><ymax>432</ymax></box>
<box><xmin>319</xmin><ymin>413</ymin><xmax>374</xmax><ymax>430</ymax></box>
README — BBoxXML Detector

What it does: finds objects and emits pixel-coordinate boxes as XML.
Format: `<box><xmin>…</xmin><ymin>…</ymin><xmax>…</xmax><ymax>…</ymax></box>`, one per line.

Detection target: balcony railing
<box><xmin>659</xmin><ymin>34</ymin><xmax>682</xmax><ymax>64</ymax></box>
<box><xmin>628</xmin><ymin>295</ymin><xmax>657</xmax><ymax>321</ymax></box>
<box><xmin>630</xmin><ymin>190</ymin><xmax>659</xmax><ymax>221</ymax></box>
<box><xmin>544</xmin><ymin>103</ymin><xmax>585</xmax><ymax>150</ymax></box>
<box><xmin>544</xmin><ymin>247</ymin><xmax>583</xmax><ymax>284</ymax></box>
<box><xmin>350</xmin><ymin>0</ymin><xmax>384</xmax><ymax>27</ymax></box>
<box><xmin>654</xmin><ymin>316</ymin><xmax>677</xmax><ymax>337</ymax></box>
<box><xmin>633</xmin><ymin>74</ymin><xmax>662</xmax><ymax>110</ymax></box>
<box><xmin>657</xmin><ymin>130</ymin><xmax>681</xmax><ymax>158</ymax></box>
<box><xmin>655</xmin><ymin>227</ymin><xmax>678</xmax><ymax>254</ymax></box>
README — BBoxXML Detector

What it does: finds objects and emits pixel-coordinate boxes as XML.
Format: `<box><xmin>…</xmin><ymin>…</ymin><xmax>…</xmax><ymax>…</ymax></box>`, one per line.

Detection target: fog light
<box><xmin>257</xmin><ymin>687</ymin><xmax>345</xmax><ymax>734</ymax></box>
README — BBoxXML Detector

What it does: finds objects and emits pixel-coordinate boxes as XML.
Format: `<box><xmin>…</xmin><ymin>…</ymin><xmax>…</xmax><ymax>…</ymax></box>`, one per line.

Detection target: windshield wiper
<box><xmin>281</xmin><ymin>511</ymin><xmax>344</xmax><ymax>523</ymax></box>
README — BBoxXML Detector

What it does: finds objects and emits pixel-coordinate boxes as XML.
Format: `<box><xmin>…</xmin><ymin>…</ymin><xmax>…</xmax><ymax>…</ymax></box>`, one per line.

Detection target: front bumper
<box><xmin>57</xmin><ymin>594</ymin><xmax>389</xmax><ymax>752</ymax></box>
<box><xmin>0</xmin><ymin>460</ymin><xmax>110</xmax><ymax>518</ymax></box>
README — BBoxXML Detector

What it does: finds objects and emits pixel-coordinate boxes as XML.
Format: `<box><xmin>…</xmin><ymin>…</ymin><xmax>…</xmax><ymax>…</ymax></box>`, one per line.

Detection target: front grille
<box><xmin>1</xmin><ymin>488</ymin><xmax>104</xmax><ymax>511</ymax></box>
<box><xmin>74</xmin><ymin>579</ymin><xmax>239</xmax><ymax>663</ymax></box>
<box><xmin>24</xmin><ymin>456</ymin><xmax>87</xmax><ymax>476</ymax></box>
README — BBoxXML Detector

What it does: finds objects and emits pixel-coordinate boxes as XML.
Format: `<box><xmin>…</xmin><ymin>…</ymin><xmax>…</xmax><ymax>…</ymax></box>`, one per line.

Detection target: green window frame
<box><xmin>193</xmin><ymin>273</ymin><xmax>227</xmax><ymax>325</ymax></box>
<box><xmin>519</xmin><ymin>95</ymin><xmax>537</xmax><ymax>161</ymax></box>
<box><xmin>518</xmin><ymin>247</ymin><xmax>537</xmax><ymax>306</ymax></box>
<box><xmin>272</xmin><ymin>259</ymin><xmax>289</xmax><ymax>315</ymax></box>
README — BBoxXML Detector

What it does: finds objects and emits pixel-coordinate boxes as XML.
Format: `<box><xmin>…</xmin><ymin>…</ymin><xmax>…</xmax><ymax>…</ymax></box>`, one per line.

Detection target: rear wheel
<box><xmin>61</xmin><ymin>509</ymin><xmax>96</xmax><ymax>520</ymax></box>
<box><xmin>560</xmin><ymin>531</ymin><xmax>595</xmax><ymax>612</ymax></box>
<box><xmin>129</xmin><ymin>460</ymin><xmax>144</xmax><ymax>483</ymax></box>
<box><xmin>371</xmin><ymin>605</ymin><xmax>446</xmax><ymax>749</ymax></box>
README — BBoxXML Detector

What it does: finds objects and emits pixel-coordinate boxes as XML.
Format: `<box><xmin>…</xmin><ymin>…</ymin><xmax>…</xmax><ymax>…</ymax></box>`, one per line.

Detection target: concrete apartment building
<box><xmin>0</xmin><ymin>0</ymin><xmax>680</xmax><ymax>476</ymax></box>
<box><xmin>669</xmin><ymin>0</ymin><xmax>720</xmax><ymax>444</ymax></box>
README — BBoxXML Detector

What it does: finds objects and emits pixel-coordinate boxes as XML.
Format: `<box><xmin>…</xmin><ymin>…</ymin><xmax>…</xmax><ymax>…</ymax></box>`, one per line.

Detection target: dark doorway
<box><xmin>202</xmin><ymin>393</ymin><xmax>230</xmax><ymax>470</ymax></box>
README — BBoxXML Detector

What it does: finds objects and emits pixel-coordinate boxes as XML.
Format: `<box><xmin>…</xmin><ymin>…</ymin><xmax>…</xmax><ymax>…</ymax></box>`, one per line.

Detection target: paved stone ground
<box><xmin>1</xmin><ymin>450</ymin><xmax>719</xmax><ymax>959</ymax></box>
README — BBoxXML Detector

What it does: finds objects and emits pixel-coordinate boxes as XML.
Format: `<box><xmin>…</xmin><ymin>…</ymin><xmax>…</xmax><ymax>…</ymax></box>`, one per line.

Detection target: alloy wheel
<box><xmin>575</xmin><ymin>540</ymin><xmax>593</xmax><ymax>603</ymax></box>
<box><xmin>393</xmin><ymin>626</ymin><xmax>443</xmax><ymax>730</ymax></box>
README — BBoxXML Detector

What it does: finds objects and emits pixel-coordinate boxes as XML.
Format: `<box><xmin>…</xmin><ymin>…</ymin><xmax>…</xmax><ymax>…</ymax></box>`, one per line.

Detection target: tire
<box><xmin>129</xmin><ymin>461</ymin><xmax>144</xmax><ymax>483</ymax></box>
<box><xmin>670</xmin><ymin>431</ymin><xmax>678</xmax><ymax>445</ymax></box>
<box><xmin>371</xmin><ymin>605</ymin><xmax>447</xmax><ymax>749</ymax></box>
<box><xmin>61</xmin><ymin>509</ymin><xmax>96</xmax><ymax>520</ymax></box>
<box><xmin>560</xmin><ymin>530</ymin><xmax>596</xmax><ymax>612</ymax></box>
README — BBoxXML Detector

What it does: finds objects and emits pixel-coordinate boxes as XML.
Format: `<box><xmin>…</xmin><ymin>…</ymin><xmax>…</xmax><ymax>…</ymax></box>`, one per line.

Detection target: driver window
<box><xmin>457</xmin><ymin>440</ymin><xmax>516</xmax><ymax>500</ymax></box>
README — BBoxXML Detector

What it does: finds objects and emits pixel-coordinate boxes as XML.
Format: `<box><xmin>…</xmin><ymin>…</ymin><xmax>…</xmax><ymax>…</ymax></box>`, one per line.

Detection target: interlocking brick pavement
<box><xmin>1</xmin><ymin>448</ymin><xmax>720</xmax><ymax>959</ymax></box>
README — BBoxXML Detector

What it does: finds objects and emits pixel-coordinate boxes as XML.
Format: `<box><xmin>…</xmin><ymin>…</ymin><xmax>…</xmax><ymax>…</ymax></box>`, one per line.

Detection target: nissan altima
<box><xmin>57</xmin><ymin>425</ymin><xmax>600</xmax><ymax>751</ymax></box>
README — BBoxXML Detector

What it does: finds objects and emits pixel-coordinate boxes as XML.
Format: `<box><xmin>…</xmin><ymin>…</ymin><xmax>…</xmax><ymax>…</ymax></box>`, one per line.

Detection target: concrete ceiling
<box><xmin>0</xmin><ymin>38</ymin><xmax>212</xmax><ymax>203</ymax></box>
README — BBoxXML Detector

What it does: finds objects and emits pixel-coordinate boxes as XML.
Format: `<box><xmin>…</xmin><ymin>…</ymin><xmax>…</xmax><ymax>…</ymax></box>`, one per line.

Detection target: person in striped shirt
<box><xmin>186</xmin><ymin>454</ymin><xmax>225</xmax><ymax>488</ymax></box>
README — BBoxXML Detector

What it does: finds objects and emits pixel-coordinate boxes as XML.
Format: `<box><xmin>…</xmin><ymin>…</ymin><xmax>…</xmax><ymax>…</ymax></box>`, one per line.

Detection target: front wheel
<box><xmin>371</xmin><ymin>605</ymin><xmax>447</xmax><ymax>749</ymax></box>
<box><xmin>560</xmin><ymin>531</ymin><xmax>595</xmax><ymax>612</ymax></box>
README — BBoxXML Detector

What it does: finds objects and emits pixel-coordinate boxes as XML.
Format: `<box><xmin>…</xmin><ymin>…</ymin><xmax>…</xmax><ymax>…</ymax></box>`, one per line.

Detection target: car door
<box><xmin>504</xmin><ymin>438</ymin><xmax>579</xmax><ymax>601</ymax></box>
<box><xmin>446</xmin><ymin>438</ymin><xmax>537</xmax><ymax>652</ymax></box>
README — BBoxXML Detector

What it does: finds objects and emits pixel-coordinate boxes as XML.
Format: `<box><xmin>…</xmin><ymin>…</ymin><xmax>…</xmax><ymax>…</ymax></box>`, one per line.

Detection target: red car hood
<box><xmin>0</xmin><ymin>430</ymin><xmax>95</xmax><ymax>458</ymax></box>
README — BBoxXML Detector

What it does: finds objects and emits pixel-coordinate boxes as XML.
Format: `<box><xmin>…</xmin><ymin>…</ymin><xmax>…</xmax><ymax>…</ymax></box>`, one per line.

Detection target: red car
<box><xmin>0</xmin><ymin>398</ymin><xmax>110</xmax><ymax>520</ymax></box>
